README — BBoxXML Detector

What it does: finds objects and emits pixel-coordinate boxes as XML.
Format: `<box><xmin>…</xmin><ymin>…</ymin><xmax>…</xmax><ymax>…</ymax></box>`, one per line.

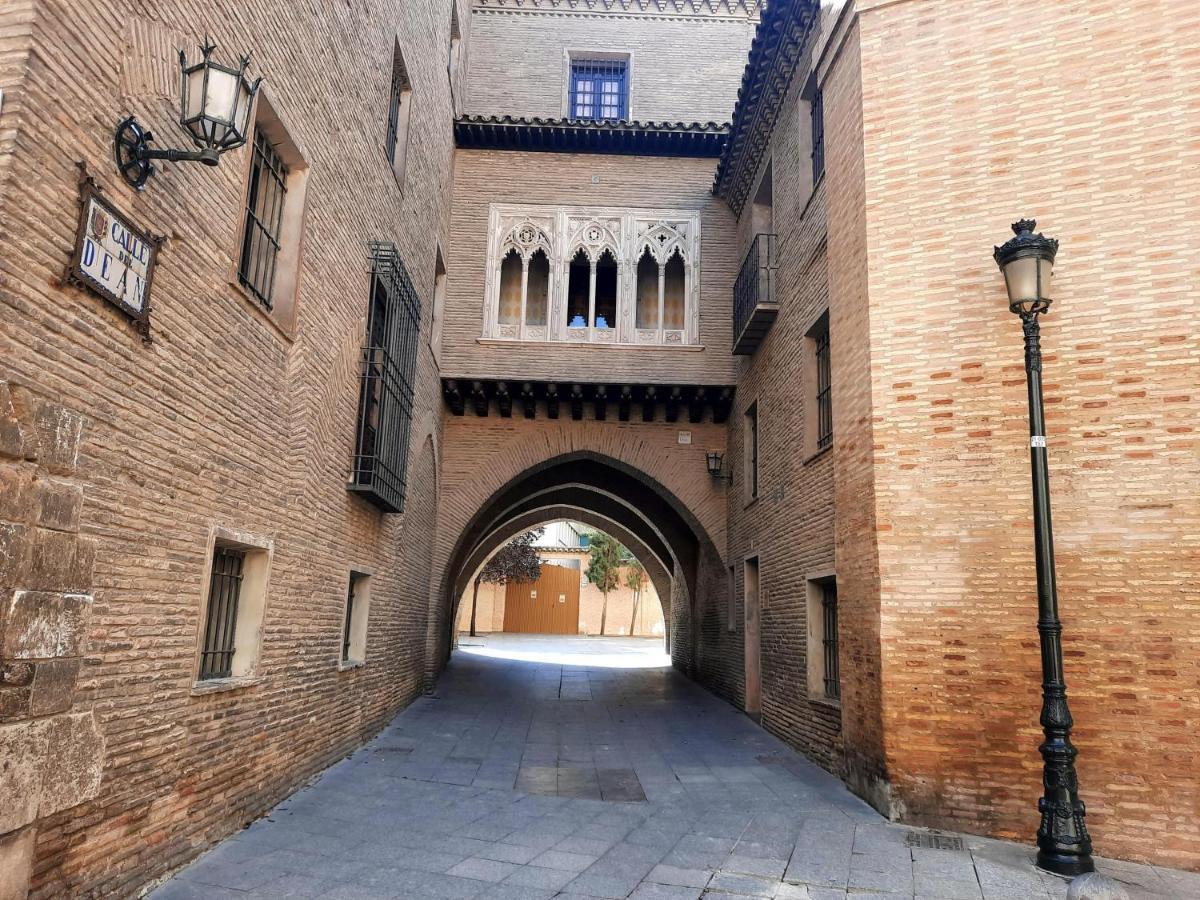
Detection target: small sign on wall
<box><xmin>677</xmin><ymin>430</ymin><xmax>692</xmax><ymax>445</ymax></box>
<box><xmin>66</xmin><ymin>173</ymin><xmax>164</xmax><ymax>341</ymax></box>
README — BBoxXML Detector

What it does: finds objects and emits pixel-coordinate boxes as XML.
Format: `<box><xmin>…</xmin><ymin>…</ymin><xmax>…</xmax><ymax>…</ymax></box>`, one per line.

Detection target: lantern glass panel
<box><xmin>185</xmin><ymin>66</ymin><xmax>207</xmax><ymax>133</ymax></box>
<box><xmin>235</xmin><ymin>81</ymin><xmax>255</xmax><ymax>137</ymax></box>
<box><xmin>205</xmin><ymin>68</ymin><xmax>239</xmax><ymax>138</ymax></box>
<box><xmin>1038</xmin><ymin>256</ymin><xmax>1054</xmax><ymax>301</ymax></box>
<box><xmin>1003</xmin><ymin>255</ymin><xmax>1038</xmax><ymax>307</ymax></box>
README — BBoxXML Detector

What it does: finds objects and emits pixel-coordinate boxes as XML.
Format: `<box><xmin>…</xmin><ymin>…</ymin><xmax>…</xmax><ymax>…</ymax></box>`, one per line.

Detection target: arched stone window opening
<box><xmin>635</xmin><ymin>248</ymin><xmax>659</xmax><ymax>330</ymax></box>
<box><xmin>594</xmin><ymin>249</ymin><xmax>618</xmax><ymax>332</ymax></box>
<box><xmin>663</xmin><ymin>248</ymin><xmax>686</xmax><ymax>331</ymax></box>
<box><xmin>525</xmin><ymin>248</ymin><xmax>549</xmax><ymax>328</ymax></box>
<box><xmin>567</xmin><ymin>249</ymin><xmax>591</xmax><ymax>329</ymax></box>
<box><xmin>498</xmin><ymin>248</ymin><xmax>522</xmax><ymax>326</ymax></box>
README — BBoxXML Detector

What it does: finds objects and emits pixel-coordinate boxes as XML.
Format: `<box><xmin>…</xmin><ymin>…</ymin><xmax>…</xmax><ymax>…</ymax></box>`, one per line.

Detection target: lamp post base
<box><xmin>1037</xmin><ymin>849</ymin><xmax>1096</xmax><ymax>878</ymax></box>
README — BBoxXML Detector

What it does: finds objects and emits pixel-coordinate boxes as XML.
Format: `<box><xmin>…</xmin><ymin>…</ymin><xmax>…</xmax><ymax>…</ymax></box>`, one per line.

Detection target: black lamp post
<box><xmin>993</xmin><ymin>219</ymin><xmax>1094</xmax><ymax>877</ymax></box>
<box><xmin>114</xmin><ymin>39</ymin><xmax>262</xmax><ymax>190</ymax></box>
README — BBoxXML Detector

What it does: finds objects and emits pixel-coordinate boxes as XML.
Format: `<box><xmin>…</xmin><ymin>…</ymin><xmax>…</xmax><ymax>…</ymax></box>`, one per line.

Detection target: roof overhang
<box><xmin>455</xmin><ymin>116</ymin><xmax>731</xmax><ymax>158</ymax></box>
<box><xmin>713</xmin><ymin>0</ymin><xmax>822</xmax><ymax>215</ymax></box>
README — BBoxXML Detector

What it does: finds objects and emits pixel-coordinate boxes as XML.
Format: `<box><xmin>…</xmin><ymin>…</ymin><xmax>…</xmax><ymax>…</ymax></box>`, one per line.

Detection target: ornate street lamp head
<box><xmin>114</xmin><ymin>38</ymin><xmax>263</xmax><ymax>189</ymax></box>
<box><xmin>178</xmin><ymin>38</ymin><xmax>262</xmax><ymax>156</ymax></box>
<box><xmin>994</xmin><ymin>219</ymin><xmax>1058</xmax><ymax>316</ymax></box>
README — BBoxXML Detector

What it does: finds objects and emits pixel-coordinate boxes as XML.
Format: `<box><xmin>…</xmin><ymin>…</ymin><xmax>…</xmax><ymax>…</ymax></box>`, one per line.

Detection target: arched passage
<box><xmin>433</xmin><ymin>451</ymin><xmax>729</xmax><ymax>678</ymax></box>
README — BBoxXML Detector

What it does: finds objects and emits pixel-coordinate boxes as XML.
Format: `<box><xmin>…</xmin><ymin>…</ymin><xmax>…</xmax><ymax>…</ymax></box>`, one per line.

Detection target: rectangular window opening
<box><xmin>387</xmin><ymin>42</ymin><xmax>413</xmax><ymax>184</ymax></box>
<box><xmin>744</xmin><ymin>402</ymin><xmax>759</xmax><ymax>500</ymax></box>
<box><xmin>349</xmin><ymin>242</ymin><xmax>421</xmax><ymax>514</ymax></box>
<box><xmin>237</xmin><ymin>130</ymin><xmax>289</xmax><ymax>309</ymax></box>
<box><xmin>570</xmin><ymin>58</ymin><xmax>628</xmax><ymax>121</ymax></box>
<box><xmin>809</xmin><ymin>78</ymin><xmax>825</xmax><ymax>185</ymax></box>
<box><xmin>199</xmin><ymin>545</ymin><xmax>245</xmax><ymax>680</ymax></box>
<box><xmin>821</xmin><ymin>581</ymin><xmax>840</xmax><ymax>700</ymax></box>
<box><xmin>342</xmin><ymin>572</ymin><xmax>371</xmax><ymax>665</ymax></box>
<box><xmin>815</xmin><ymin>319</ymin><xmax>832</xmax><ymax>450</ymax></box>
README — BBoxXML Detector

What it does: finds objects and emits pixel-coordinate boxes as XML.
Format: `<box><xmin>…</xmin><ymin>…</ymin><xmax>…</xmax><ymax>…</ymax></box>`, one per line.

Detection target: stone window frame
<box><xmin>805</xmin><ymin>569</ymin><xmax>840</xmax><ymax>707</ymax></box>
<box><xmin>191</xmin><ymin>526</ymin><xmax>274</xmax><ymax>694</ymax></box>
<box><xmin>799</xmin><ymin>71</ymin><xmax>825</xmax><ymax>205</ymax></box>
<box><xmin>339</xmin><ymin>569</ymin><xmax>372</xmax><ymax>671</ymax></box>
<box><xmin>481</xmin><ymin>203</ymin><xmax>701</xmax><ymax>348</ymax></box>
<box><xmin>561</xmin><ymin>49</ymin><xmax>634</xmax><ymax>121</ymax></box>
<box><xmin>227</xmin><ymin>89</ymin><xmax>311</xmax><ymax>339</ymax></box>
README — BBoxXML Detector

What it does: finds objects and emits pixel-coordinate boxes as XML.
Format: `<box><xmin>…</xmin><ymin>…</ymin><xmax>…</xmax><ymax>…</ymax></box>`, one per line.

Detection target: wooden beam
<box><xmin>520</xmin><ymin>382</ymin><xmax>536</xmax><ymax>419</ymax></box>
<box><xmin>471</xmin><ymin>381</ymin><xmax>488</xmax><ymax>417</ymax></box>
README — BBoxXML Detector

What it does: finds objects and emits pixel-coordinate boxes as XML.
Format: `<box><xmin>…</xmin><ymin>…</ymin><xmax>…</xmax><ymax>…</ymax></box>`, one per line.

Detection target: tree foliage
<box><xmin>478</xmin><ymin>527</ymin><xmax>544</xmax><ymax>586</ymax></box>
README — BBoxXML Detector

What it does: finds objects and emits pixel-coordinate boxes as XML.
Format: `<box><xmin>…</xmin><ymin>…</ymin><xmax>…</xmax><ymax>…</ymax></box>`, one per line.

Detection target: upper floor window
<box><xmin>804</xmin><ymin>310</ymin><xmax>832</xmax><ymax>455</ymax></box>
<box><xmin>348</xmin><ymin>243</ymin><xmax>421</xmax><ymax>514</ymax></box>
<box><xmin>386</xmin><ymin>42</ymin><xmax>413</xmax><ymax>188</ymax></box>
<box><xmin>806</xmin><ymin>74</ymin><xmax>825</xmax><ymax>186</ymax></box>
<box><xmin>233</xmin><ymin>92</ymin><xmax>310</xmax><ymax>334</ymax></box>
<box><xmin>570</xmin><ymin>58</ymin><xmax>628</xmax><ymax>120</ymax></box>
<box><xmin>744</xmin><ymin>402</ymin><xmax>759</xmax><ymax>501</ymax></box>
<box><xmin>483</xmin><ymin>204</ymin><xmax>700</xmax><ymax>347</ymax></box>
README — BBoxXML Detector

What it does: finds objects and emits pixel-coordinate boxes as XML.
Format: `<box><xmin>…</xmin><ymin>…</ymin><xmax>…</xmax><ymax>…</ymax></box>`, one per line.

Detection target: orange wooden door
<box><xmin>503</xmin><ymin>564</ymin><xmax>581</xmax><ymax>634</ymax></box>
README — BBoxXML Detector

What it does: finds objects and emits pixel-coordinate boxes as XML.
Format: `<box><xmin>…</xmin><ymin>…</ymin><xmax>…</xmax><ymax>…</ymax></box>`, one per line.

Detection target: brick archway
<box><xmin>431</xmin><ymin>436</ymin><xmax>729</xmax><ymax>675</ymax></box>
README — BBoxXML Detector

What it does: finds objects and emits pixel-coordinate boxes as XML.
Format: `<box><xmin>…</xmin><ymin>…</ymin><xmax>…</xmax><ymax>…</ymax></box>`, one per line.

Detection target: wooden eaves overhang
<box><xmin>713</xmin><ymin>0</ymin><xmax>821</xmax><ymax>216</ymax></box>
<box><xmin>455</xmin><ymin>116</ymin><xmax>732</xmax><ymax>158</ymax></box>
<box><xmin>443</xmin><ymin>378</ymin><xmax>735</xmax><ymax>424</ymax></box>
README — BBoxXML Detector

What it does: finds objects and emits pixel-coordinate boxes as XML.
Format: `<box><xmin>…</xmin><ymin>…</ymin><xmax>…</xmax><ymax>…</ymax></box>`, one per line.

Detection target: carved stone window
<box><xmin>484</xmin><ymin>204</ymin><xmax>701</xmax><ymax>347</ymax></box>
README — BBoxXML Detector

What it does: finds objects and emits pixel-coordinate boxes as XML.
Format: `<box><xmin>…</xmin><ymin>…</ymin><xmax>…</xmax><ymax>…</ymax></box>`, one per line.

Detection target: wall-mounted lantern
<box><xmin>705</xmin><ymin>450</ymin><xmax>732</xmax><ymax>484</ymax></box>
<box><xmin>114</xmin><ymin>38</ymin><xmax>262</xmax><ymax>190</ymax></box>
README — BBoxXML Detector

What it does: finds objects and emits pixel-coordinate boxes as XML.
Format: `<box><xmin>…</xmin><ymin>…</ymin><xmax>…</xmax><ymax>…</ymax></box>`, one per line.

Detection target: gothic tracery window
<box><xmin>485</xmin><ymin>206</ymin><xmax>700</xmax><ymax>346</ymax></box>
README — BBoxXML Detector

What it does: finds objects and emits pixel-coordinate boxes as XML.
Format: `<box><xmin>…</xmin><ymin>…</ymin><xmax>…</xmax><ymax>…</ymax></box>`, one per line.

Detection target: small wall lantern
<box><xmin>114</xmin><ymin>38</ymin><xmax>262</xmax><ymax>190</ymax></box>
<box><xmin>705</xmin><ymin>450</ymin><xmax>732</xmax><ymax>483</ymax></box>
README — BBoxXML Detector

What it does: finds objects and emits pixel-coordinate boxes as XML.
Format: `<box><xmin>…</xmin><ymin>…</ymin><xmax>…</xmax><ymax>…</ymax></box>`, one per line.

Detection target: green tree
<box><xmin>584</xmin><ymin>531</ymin><xmax>624</xmax><ymax>636</ymax></box>
<box><xmin>470</xmin><ymin>528</ymin><xmax>543</xmax><ymax>637</ymax></box>
<box><xmin>625</xmin><ymin>557</ymin><xmax>648</xmax><ymax>636</ymax></box>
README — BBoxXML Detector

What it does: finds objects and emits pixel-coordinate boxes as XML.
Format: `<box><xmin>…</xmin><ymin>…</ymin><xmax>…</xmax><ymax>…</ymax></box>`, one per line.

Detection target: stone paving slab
<box><xmin>149</xmin><ymin>635</ymin><xmax>1200</xmax><ymax>900</ymax></box>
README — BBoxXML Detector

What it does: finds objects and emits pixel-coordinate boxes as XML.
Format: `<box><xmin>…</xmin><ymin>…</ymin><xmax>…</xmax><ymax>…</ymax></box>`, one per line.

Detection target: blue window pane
<box><xmin>569</xmin><ymin>60</ymin><xmax>627</xmax><ymax>121</ymax></box>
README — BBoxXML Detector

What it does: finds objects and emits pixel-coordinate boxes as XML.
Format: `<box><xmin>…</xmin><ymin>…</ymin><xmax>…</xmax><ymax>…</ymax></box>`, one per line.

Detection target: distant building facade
<box><xmin>1</xmin><ymin>0</ymin><xmax>1197</xmax><ymax>896</ymax></box>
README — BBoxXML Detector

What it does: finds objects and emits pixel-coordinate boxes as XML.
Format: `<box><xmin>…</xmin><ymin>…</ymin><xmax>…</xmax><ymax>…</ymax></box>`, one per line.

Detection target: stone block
<box><xmin>0</xmin><ymin>720</ymin><xmax>44</xmax><ymax>834</ymax></box>
<box><xmin>0</xmin><ymin>591</ymin><xmax>92</xmax><ymax>659</ymax></box>
<box><xmin>30</xmin><ymin>657</ymin><xmax>82</xmax><ymax>716</ymax></box>
<box><xmin>34</xmin><ymin>479</ymin><xmax>82</xmax><ymax>533</ymax></box>
<box><xmin>0</xmin><ymin>465</ymin><xmax>35</xmax><ymax>525</ymax></box>
<box><xmin>0</xmin><ymin>825</ymin><xmax>35</xmax><ymax>900</ymax></box>
<box><xmin>0</xmin><ymin>662</ymin><xmax>36</xmax><ymax>722</ymax></box>
<box><xmin>0</xmin><ymin>383</ymin><xmax>36</xmax><ymax>463</ymax></box>
<box><xmin>0</xmin><ymin>526</ymin><xmax>32</xmax><ymax>590</ymax></box>
<box><xmin>26</xmin><ymin>530</ymin><xmax>94</xmax><ymax>594</ymax></box>
<box><xmin>38</xmin><ymin>711</ymin><xmax>105</xmax><ymax>818</ymax></box>
<box><xmin>31</xmin><ymin>401</ymin><xmax>83</xmax><ymax>476</ymax></box>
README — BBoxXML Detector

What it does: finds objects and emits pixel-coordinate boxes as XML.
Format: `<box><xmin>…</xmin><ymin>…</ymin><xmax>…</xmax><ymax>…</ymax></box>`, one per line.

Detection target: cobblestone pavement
<box><xmin>150</xmin><ymin>635</ymin><xmax>1197</xmax><ymax>900</ymax></box>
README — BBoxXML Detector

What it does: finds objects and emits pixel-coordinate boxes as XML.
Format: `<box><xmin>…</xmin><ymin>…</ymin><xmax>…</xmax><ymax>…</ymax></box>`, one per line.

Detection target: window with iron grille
<box><xmin>745</xmin><ymin>402</ymin><xmax>759</xmax><ymax>499</ymax></box>
<box><xmin>237</xmin><ymin>130</ymin><xmax>289</xmax><ymax>308</ymax></box>
<box><xmin>570</xmin><ymin>58</ymin><xmax>628</xmax><ymax>121</ymax></box>
<box><xmin>341</xmin><ymin>578</ymin><xmax>356</xmax><ymax>663</ymax></box>
<box><xmin>815</xmin><ymin>320</ymin><xmax>832</xmax><ymax>450</ymax></box>
<box><xmin>348</xmin><ymin>243</ymin><xmax>421</xmax><ymax>514</ymax></box>
<box><xmin>810</xmin><ymin>84</ymin><xmax>825</xmax><ymax>185</ymax></box>
<box><xmin>199</xmin><ymin>545</ymin><xmax>246</xmax><ymax>680</ymax></box>
<box><xmin>821</xmin><ymin>581</ymin><xmax>840</xmax><ymax>700</ymax></box>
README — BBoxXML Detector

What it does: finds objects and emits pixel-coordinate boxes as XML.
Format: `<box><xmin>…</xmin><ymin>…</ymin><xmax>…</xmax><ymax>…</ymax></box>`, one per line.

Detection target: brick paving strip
<box><xmin>149</xmin><ymin>636</ymin><xmax>1199</xmax><ymax>900</ymax></box>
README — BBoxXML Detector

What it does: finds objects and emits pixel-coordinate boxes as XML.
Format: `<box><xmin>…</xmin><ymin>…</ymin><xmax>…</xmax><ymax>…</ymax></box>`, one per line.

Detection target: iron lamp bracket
<box><xmin>114</xmin><ymin>116</ymin><xmax>220</xmax><ymax>190</ymax></box>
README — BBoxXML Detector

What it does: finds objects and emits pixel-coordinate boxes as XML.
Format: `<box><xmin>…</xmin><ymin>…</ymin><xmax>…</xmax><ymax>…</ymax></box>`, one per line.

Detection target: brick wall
<box><xmin>443</xmin><ymin>149</ymin><xmax>739</xmax><ymax>385</ymax></box>
<box><xmin>465</xmin><ymin>5</ymin><xmax>757</xmax><ymax>122</ymax></box>
<box><xmin>0</xmin><ymin>0</ymin><xmax>456</xmax><ymax>895</ymax></box>
<box><xmin>849</xmin><ymin>0</ymin><xmax>1200</xmax><ymax>869</ymax></box>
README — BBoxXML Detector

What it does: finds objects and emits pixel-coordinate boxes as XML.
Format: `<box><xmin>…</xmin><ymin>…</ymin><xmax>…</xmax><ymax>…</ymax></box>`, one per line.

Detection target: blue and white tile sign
<box><xmin>68</xmin><ymin>180</ymin><xmax>162</xmax><ymax>335</ymax></box>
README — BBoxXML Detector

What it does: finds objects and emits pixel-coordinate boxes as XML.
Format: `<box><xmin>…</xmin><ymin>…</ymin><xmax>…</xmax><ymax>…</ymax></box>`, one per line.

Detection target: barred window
<box><xmin>745</xmin><ymin>402</ymin><xmax>759</xmax><ymax>500</ymax></box>
<box><xmin>821</xmin><ymin>581</ymin><xmax>840</xmax><ymax>700</ymax></box>
<box><xmin>348</xmin><ymin>243</ymin><xmax>421</xmax><ymax>513</ymax></box>
<box><xmin>237</xmin><ymin>130</ymin><xmax>289</xmax><ymax>308</ymax></box>
<box><xmin>570</xmin><ymin>59</ymin><xmax>627</xmax><ymax>121</ymax></box>
<box><xmin>341</xmin><ymin>577</ymin><xmax>355</xmax><ymax>663</ymax></box>
<box><xmin>199</xmin><ymin>545</ymin><xmax>245</xmax><ymax>680</ymax></box>
<box><xmin>386</xmin><ymin>43</ymin><xmax>413</xmax><ymax>184</ymax></box>
<box><xmin>810</xmin><ymin>84</ymin><xmax>825</xmax><ymax>184</ymax></box>
<box><xmin>814</xmin><ymin>319</ymin><xmax>832</xmax><ymax>450</ymax></box>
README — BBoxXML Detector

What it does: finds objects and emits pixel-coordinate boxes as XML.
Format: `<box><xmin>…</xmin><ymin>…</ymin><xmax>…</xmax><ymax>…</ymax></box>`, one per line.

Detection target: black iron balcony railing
<box><xmin>732</xmin><ymin>233</ymin><xmax>778</xmax><ymax>355</ymax></box>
